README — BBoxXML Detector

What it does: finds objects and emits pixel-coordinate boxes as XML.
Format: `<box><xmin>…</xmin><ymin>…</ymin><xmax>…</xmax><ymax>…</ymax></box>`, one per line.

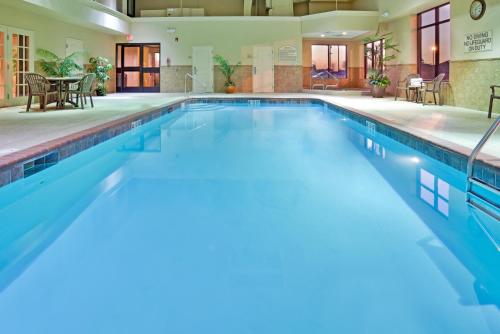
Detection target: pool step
<box><xmin>467</xmin><ymin>178</ymin><xmax>500</xmax><ymax>220</ymax></box>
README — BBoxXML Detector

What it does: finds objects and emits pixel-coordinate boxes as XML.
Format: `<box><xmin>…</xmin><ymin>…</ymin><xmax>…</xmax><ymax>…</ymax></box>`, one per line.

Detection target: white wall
<box><xmin>451</xmin><ymin>0</ymin><xmax>500</xmax><ymax>61</ymax></box>
<box><xmin>128</xmin><ymin>18</ymin><xmax>303</xmax><ymax>65</ymax></box>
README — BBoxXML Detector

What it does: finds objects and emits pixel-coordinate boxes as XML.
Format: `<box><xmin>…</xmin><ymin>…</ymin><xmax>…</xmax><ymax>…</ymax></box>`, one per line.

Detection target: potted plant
<box><xmin>363</xmin><ymin>31</ymin><xmax>400</xmax><ymax>98</ymax></box>
<box><xmin>213</xmin><ymin>54</ymin><xmax>240</xmax><ymax>94</ymax></box>
<box><xmin>367</xmin><ymin>70</ymin><xmax>391</xmax><ymax>98</ymax></box>
<box><xmin>36</xmin><ymin>48</ymin><xmax>83</xmax><ymax>77</ymax></box>
<box><xmin>88</xmin><ymin>56</ymin><xmax>113</xmax><ymax>96</ymax></box>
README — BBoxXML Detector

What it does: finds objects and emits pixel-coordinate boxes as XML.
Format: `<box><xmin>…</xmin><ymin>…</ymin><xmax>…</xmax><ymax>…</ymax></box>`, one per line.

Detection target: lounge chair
<box><xmin>420</xmin><ymin>73</ymin><xmax>446</xmax><ymax>106</ymax></box>
<box><xmin>25</xmin><ymin>73</ymin><xmax>59</xmax><ymax>112</ymax></box>
<box><xmin>394</xmin><ymin>74</ymin><xmax>420</xmax><ymax>101</ymax></box>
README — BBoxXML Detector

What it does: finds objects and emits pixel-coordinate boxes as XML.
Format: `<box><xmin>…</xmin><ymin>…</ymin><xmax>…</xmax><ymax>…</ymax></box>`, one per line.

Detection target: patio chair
<box><xmin>394</xmin><ymin>74</ymin><xmax>420</xmax><ymax>101</ymax></box>
<box><xmin>25</xmin><ymin>73</ymin><xmax>59</xmax><ymax>112</ymax></box>
<box><xmin>67</xmin><ymin>73</ymin><xmax>96</xmax><ymax>109</ymax></box>
<box><xmin>420</xmin><ymin>73</ymin><xmax>446</xmax><ymax>106</ymax></box>
<box><xmin>488</xmin><ymin>85</ymin><xmax>500</xmax><ymax>119</ymax></box>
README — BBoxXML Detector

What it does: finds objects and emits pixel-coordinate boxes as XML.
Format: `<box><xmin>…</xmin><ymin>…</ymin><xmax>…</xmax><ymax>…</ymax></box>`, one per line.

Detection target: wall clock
<box><xmin>470</xmin><ymin>0</ymin><xmax>486</xmax><ymax>20</ymax></box>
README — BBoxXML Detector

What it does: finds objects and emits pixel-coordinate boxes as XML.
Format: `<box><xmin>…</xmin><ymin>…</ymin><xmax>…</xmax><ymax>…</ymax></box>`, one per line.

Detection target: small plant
<box><xmin>36</xmin><ymin>48</ymin><xmax>84</xmax><ymax>77</ymax></box>
<box><xmin>213</xmin><ymin>54</ymin><xmax>240</xmax><ymax>88</ymax></box>
<box><xmin>367</xmin><ymin>69</ymin><xmax>391</xmax><ymax>88</ymax></box>
<box><xmin>88</xmin><ymin>56</ymin><xmax>112</xmax><ymax>96</ymax></box>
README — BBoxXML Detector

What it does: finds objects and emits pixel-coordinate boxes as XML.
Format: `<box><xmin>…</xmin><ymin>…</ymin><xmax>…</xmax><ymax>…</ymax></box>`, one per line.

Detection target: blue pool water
<box><xmin>0</xmin><ymin>102</ymin><xmax>498</xmax><ymax>333</ymax></box>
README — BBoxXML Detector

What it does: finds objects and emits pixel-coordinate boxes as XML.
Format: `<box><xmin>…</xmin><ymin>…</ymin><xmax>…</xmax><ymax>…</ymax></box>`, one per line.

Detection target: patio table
<box><xmin>47</xmin><ymin>76</ymin><xmax>82</xmax><ymax>109</ymax></box>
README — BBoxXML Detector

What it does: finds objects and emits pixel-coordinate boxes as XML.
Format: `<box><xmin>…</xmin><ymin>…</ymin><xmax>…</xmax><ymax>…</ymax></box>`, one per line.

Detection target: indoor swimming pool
<box><xmin>0</xmin><ymin>102</ymin><xmax>498</xmax><ymax>333</ymax></box>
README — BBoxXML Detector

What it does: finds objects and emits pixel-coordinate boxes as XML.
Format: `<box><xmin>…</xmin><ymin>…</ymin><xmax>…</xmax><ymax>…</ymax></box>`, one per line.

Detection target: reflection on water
<box><xmin>349</xmin><ymin>125</ymin><xmax>499</xmax><ymax>309</ymax></box>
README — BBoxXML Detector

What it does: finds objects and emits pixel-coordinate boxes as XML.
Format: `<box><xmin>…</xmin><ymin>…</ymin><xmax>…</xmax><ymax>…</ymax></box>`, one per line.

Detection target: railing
<box><xmin>185</xmin><ymin>73</ymin><xmax>207</xmax><ymax>95</ymax></box>
<box><xmin>466</xmin><ymin>116</ymin><xmax>499</xmax><ymax>185</ymax></box>
<box><xmin>466</xmin><ymin>116</ymin><xmax>499</xmax><ymax>218</ymax></box>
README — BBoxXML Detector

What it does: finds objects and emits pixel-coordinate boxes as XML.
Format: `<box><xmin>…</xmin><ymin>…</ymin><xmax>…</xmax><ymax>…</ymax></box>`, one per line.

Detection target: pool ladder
<box><xmin>465</xmin><ymin>116</ymin><xmax>500</xmax><ymax>219</ymax></box>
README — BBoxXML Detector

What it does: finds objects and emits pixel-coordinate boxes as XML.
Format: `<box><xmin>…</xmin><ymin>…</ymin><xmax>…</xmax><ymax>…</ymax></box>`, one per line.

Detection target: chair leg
<box><xmin>433</xmin><ymin>92</ymin><xmax>437</xmax><ymax>105</ymax></box>
<box><xmin>89</xmin><ymin>94</ymin><xmax>94</xmax><ymax>108</ymax></box>
<box><xmin>84</xmin><ymin>96</ymin><xmax>87</xmax><ymax>105</ymax></box>
<box><xmin>41</xmin><ymin>95</ymin><xmax>46</xmax><ymax>111</ymax></box>
<box><xmin>488</xmin><ymin>95</ymin><xmax>494</xmax><ymax>119</ymax></box>
<box><xmin>26</xmin><ymin>94</ymin><xmax>32</xmax><ymax>112</ymax></box>
<box><xmin>80</xmin><ymin>94</ymin><xmax>85</xmax><ymax>110</ymax></box>
<box><xmin>422</xmin><ymin>91</ymin><xmax>427</xmax><ymax>106</ymax></box>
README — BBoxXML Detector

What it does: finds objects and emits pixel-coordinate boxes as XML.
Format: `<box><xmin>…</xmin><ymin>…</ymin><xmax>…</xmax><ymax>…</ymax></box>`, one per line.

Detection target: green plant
<box><xmin>213</xmin><ymin>54</ymin><xmax>240</xmax><ymax>87</ymax></box>
<box><xmin>36</xmin><ymin>48</ymin><xmax>83</xmax><ymax>77</ymax></box>
<box><xmin>88</xmin><ymin>56</ymin><xmax>112</xmax><ymax>96</ymax></box>
<box><xmin>367</xmin><ymin>69</ymin><xmax>391</xmax><ymax>88</ymax></box>
<box><xmin>363</xmin><ymin>30</ymin><xmax>400</xmax><ymax>89</ymax></box>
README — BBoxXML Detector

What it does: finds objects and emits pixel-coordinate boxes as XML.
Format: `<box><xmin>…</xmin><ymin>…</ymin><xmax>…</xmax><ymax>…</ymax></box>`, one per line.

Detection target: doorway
<box><xmin>0</xmin><ymin>25</ymin><xmax>35</xmax><ymax>107</ymax></box>
<box><xmin>116</xmin><ymin>43</ymin><xmax>160</xmax><ymax>93</ymax></box>
<box><xmin>253</xmin><ymin>46</ymin><xmax>274</xmax><ymax>93</ymax></box>
<box><xmin>192</xmin><ymin>46</ymin><xmax>214</xmax><ymax>93</ymax></box>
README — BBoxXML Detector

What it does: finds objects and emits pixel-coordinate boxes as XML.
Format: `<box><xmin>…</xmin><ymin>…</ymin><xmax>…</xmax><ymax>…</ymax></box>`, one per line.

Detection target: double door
<box><xmin>116</xmin><ymin>43</ymin><xmax>160</xmax><ymax>93</ymax></box>
<box><xmin>0</xmin><ymin>25</ymin><xmax>35</xmax><ymax>106</ymax></box>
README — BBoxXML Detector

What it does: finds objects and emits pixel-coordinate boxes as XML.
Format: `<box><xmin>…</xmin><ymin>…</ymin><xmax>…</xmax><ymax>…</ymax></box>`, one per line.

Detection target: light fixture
<box><xmin>320</xmin><ymin>34</ymin><xmax>326</xmax><ymax>37</ymax></box>
<box><xmin>431</xmin><ymin>45</ymin><xmax>437</xmax><ymax>51</ymax></box>
<box><xmin>342</xmin><ymin>32</ymin><xmax>347</xmax><ymax>36</ymax></box>
<box><xmin>410</xmin><ymin>157</ymin><xmax>420</xmax><ymax>164</ymax></box>
<box><xmin>382</xmin><ymin>10</ymin><xmax>390</xmax><ymax>17</ymax></box>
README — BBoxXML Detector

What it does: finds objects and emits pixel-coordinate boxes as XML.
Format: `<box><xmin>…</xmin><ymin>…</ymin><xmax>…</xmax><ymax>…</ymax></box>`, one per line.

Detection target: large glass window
<box><xmin>311</xmin><ymin>44</ymin><xmax>347</xmax><ymax>78</ymax></box>
<box><xmin>364</xmin><ymin>39</ymin><xmax>384</xmax><ymax>78</ymax></box>
<box><xmin>417</xmin><ymin>3</ymin><xmax>450</xmax><ymax>80</ymax></box>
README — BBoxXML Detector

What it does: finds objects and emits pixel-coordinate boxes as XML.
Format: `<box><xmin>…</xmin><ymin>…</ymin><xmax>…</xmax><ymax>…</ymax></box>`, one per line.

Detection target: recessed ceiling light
<box><xmin>320</xmin><ymin>34</ymin><xmax>326</xmax><ymax>37</ymax></box>
<box><xmin>342</xmin><ymin>32</ymin><xmax>347</xmax><ymax>36</ymax></box>
<box><xmin>382</xmin><ymin>10</ymin><xmax>390</xmax><ymax>17</ymax></box>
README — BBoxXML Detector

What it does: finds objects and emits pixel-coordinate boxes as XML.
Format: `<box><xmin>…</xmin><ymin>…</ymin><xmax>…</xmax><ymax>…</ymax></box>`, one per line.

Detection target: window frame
<box><xmin>417</xmin><ymin>2</ymin><xmax>450</xmax><ymax>80</ymax></box>
<box><xmin>311</xmin><ymin>44</ymin><xmax>348</xmax><ymax>79</ymax></box>
<box><xmin>364</xmin><ymin>39</ymin><xmax>384</xmax><ymax>78</ymax></box>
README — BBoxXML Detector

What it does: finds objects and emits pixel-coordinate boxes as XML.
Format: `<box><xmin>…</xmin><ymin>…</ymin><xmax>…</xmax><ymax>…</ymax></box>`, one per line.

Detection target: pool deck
<box><xmin>0</xmin><ymin>93</ymin><xmax>498</xmax><ymax>164</ymax></box>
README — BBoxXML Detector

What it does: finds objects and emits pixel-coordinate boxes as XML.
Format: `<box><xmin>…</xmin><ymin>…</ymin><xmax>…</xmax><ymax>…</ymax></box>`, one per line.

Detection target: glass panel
<box><xmin>438</xmin><ymin>4</ymin><xmax>450</xmax><ymax>21</ymax></box>
<box><xmin>116</xmin><ymin>45</ymin><xmax>122</xmax><ymax>68</ymax></box>
<box><xmin>124</xmin><ymin>47</ymin><xmax>140</xmax><ymax>67</ymax></box>
<box><xmin>311</xmin><ymin>45</ymin><xmax>328</xmax><ymax>71</ymax></box>
<box><xmin>420</xmin><ymin>9</ymin><xmax>435</xmax><ymax>26</ymax></box>
<box><xmin>117</xmin><ymin>73</ymin><xmax>122</xmax><ymax>89</ymax></box>
<box><xmin>438</xmin><ymin>21</ymin><xmax>450</xmax><ymax>80</ymax></box>
<box><xmin>329</xmin><ymin>45</ymin><xmax>339</xmax><ymax>72</ymax></box>
<box><xmin>11</xmin><ymin>33</ymin><xmax>31</xmax><ymax>97</ymax></box>
<box><xmin>420</xmin><ymin>26</ymin><xmax>436</xmax><ymax>80</ymax></box>
<box><xmin>0</xmin><ymin>31</ymin><xmax>4</xmax><ymax>99</ymax></box>
<box><xmin>124</xmin><ymin>71</ymin><xmax>140</xmax><ymax>87</ymax></box>
<box><xmin>143</xmin><ymin>45</ymin><xmax>160</xmax><ymax>67</ymax></box>
<box><xmin>338</xmin><ymin>45</ymin><xmax>347</xmax><ymax>78</ymax></box>
<box><xmin>365</xmin><ymin>43</ymin><xmax>372</xmax><ymax>78</ymax></box>
<box><xmin>143</xmin><ymin>72</ymin><xmax>160</xmax><ymax>88</ymax></box>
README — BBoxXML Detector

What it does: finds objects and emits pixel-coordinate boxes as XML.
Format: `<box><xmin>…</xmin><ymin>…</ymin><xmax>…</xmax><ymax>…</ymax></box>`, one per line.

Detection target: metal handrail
<box><xmin>466</xmin><ymin>115</ymin><xmax>500</xmax><ymax>185</ymax></box>
<box><xmin>185</xmin><ymin>73</ymin><xmax>207</xmax><ymax>95</ymax></box>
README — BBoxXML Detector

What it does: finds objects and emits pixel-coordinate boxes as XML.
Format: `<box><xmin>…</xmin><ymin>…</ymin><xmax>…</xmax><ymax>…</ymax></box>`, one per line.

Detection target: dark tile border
<box><xmin>0</xmin><ymin>97</ymin><xmax>498</xmax><ymax>191</ymax></box>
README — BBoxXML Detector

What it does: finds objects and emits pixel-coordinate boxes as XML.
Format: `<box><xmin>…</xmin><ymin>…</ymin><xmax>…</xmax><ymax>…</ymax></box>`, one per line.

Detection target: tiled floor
<box><xmin>0</xmin><ymin>93</ymin><xmax>498</xmax><ymax>164</ymax></box>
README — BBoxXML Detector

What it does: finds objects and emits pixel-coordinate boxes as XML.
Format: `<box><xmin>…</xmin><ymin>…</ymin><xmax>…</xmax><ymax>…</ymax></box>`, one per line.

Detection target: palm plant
<box><xmin>213</xmin><ymin>54</ymin><xmax>240</xmax><ymax>88</ymax></box>
<box><xmin>36</xmin><ymin>48</ymin><xmax>84</xmax><ymax>77</ymax></box>
<box><xmin>88</xmin><ymin>56</ymin><xmax>112</xmax><ymax>96</ymax></box>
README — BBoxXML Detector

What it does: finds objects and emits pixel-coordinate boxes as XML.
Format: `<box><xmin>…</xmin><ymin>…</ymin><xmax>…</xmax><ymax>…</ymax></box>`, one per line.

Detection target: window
<box><xmin>311</xmin><ymin>44</ymin><xmax>347</xmax><ymax>78</ymax></box>
<box><xmin>417</xmin><ymin>3</ymin><xmax>450</xmax><ymax>80</ymax></box>
<box><xmin>364</xmin><ymin>39</ymin><xmax>384</xmax><ymax>78</ymax></box>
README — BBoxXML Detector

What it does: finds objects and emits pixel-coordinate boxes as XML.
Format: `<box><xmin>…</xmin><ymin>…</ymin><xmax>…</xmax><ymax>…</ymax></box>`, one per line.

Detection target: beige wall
<box><xmin>135</xmin><ymin>0</ymin><xmax>244</xmax><ymax>16</ymax></box>
<box><xmin>380</xmin><ymin>15</ymin><xmax>418</xmax><ymax>66</ymax></box>
<box><xmin>0</xmin><ymin>3</ymin><xmax>117</xmax><ymax>107</ymax></box>
<box><xmin>451</xmin><ymin>0</ymin><xmax>500</xmax><ymax>61</ymax></box>
<box><xmin>128</xmin><ymin>19</ymin><xmax>303</xmax><ymax>65</ymax></box>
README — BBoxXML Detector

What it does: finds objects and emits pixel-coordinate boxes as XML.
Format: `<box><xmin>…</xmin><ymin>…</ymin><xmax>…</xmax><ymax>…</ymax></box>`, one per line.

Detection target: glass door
<box><xmin>0</xmin><ymin>26</ymin><xmax>34</xmax><ymax>106</ymax></box>
<box><xmin>0</xmin><ymin>26</ymin><xmax>6</xmax><ymax>105</ymax></box>
<box><xmin>116</xmin><ymin>43</ymin><xmax>160</xmax><ymax>93</ymax></box>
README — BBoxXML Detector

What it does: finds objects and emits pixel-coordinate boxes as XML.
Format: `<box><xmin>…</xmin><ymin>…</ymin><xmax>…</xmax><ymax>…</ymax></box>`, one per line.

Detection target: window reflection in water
<box><xmin>419</xmin><ymin>168</ymin><xmax>450</xmax><ymax>217</ymax></box>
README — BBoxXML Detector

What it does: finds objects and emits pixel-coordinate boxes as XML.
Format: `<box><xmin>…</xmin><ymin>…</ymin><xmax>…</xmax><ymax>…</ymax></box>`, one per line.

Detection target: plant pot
<box><xmin>372</xmin><ymin>86</ymin><xmax>386</xmax><ymax>98</ymax></box>
<box><xmin>225</xmin><ymin>85</ymin><xmax>236</xmax><ymax>94</ymax></box>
